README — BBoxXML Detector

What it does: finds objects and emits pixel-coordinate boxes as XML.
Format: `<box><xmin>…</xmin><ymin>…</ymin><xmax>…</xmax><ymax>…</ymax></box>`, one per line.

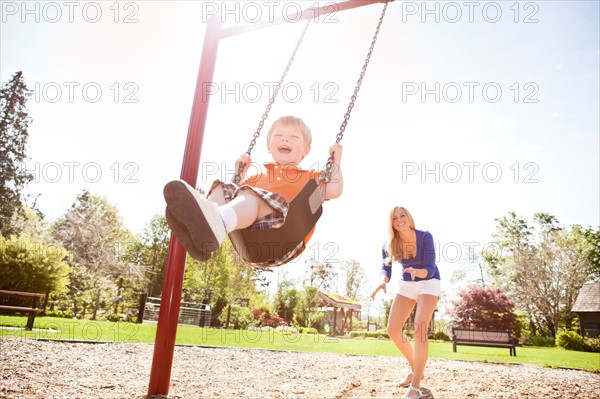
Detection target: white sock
<box><xmin>218</xmin><ymin>205</ymin><xmax>238</xmax><ymax>233</ymax></box>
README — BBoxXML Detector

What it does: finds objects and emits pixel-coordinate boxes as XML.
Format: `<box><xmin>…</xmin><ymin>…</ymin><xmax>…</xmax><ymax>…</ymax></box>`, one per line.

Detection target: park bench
<box><xmin>452</xmin><ymin>327</ymin><xmax>517</xmax><ymax>356</ymax></box>
<box><xmin>0</xmin><ymin>290</ymin><xmax>46</xmax><ymax>331</ymax></box>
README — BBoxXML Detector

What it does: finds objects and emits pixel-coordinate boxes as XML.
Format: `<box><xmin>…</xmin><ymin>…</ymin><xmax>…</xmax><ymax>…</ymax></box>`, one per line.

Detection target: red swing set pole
<box><xmin>148</xmin><ymin>1</ymin><xmax>389</xmax><ymax>395</ymax></box>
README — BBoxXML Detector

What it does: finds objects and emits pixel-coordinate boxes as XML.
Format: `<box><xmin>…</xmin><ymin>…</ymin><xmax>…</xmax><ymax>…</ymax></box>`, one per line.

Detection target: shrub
<box><xmin>0</xmin><ymin>234</ymin><xmax>71</xmax><ymax>295</ymax></box>
<box><xmin>247</xmin><ymin>325</ymin><xmax>273</xmax><ymax>332</ymax></box>
<box><xmin>105</xmin><ymin>313</ymin><xmax>126</xmax><ymax>322</ymax></box>
<box><xmin>249</xmin><ymin>306</ymin><xmax>287</xmax><ymax>328</ymax></box>
<box><xmin>125</xmin><ymin>309</ymin><xmax>138</xmax><ymax>323</ymax></box>
<box><xmin>556</xmin><ymin>330</ymin><xmax>586</xmax><ymax>351</ymax></box>
<box><xmin>229</xmin><ymin>306</ymin><xmax>253</xmax><ymax>329</ymax></box>
<box><xmin>525</xmin><ymin>335</ymin><xmax>556</xmax><ymax>347</ymax></box>
<box><xmin>299</xmin><ymin>327</ymin><xmax>318</xmax><ymax>335</ymax></box>
<box><xmin>584</xmin><ymin>337</ymin><xmax>600</xmax><ymax>353</ymax></box>
<box><xmin>430</xmin><ymin>330</ymin><xmax>450</xmax><ymax>341</ymax></box>
<box><xmin>309</xmin><ymin>312</ymin><xmax>325</xmax><ymax>333</ymax></box>
<box><xmin>44</xmin><ymin>309</ymin><xmax>74</xmax><ymax>319</ymax></box>
<box><xmin>275</xmin><ymin>326</ymin><xmax>298</xmax><ymax>335</ymax></box>
<box><xmin>349</xmin><ymin>330</ymin><xmax>389</xmax><ymax>339</ymax></box>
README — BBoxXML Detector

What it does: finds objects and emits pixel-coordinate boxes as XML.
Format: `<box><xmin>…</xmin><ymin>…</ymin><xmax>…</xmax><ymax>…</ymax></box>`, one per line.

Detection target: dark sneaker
<box><xmin>163</xmin><ymin>180</ymin><xmax>227</xmax><ymax>259</ymax></box>
<box><xmin>165</xmin><ymin>208</ymin><xmax>212</xmax><ymax>261</ymax></box>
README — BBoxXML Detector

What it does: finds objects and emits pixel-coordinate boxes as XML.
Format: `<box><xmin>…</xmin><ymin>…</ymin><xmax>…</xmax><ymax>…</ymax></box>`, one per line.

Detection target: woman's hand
<box><xmin>370</xmin><ymin>282</ymin><xmax>387</xmax><ymax>300</ymax></box>
<box><xmin>404</xmin><ymin>267</ymin><xmax>427</xmax><ymax>281</ymax></box>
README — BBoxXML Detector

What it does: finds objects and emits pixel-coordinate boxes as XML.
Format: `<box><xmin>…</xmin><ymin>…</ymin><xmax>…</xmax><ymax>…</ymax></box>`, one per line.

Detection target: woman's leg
<box><xmin>410</xmin><ymin>294</ymin><xmax>438</xmax><ymax>389</ymax></box>
<box><xmin>387</xmin><ymin>295</ymin><xmax>417</xmax><ymax>379</ymax></box>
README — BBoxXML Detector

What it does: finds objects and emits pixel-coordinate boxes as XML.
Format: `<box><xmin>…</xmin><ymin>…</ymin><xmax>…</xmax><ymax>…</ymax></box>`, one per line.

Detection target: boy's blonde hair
<box><xmin>384</xmin><ymin>206</ymin><xmax>416</xmax><ymax>265</ymax></box>
<box><xmin>267</xmin><ymin>116</ymin><xmax>312</xmax><ymax>146</ymax></box>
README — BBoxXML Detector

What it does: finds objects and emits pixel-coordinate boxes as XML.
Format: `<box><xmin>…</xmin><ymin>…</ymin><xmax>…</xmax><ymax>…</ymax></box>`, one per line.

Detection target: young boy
<box><xmin>164</xmin><ymin>116</ymin><xmax>343</xmax><ymax>266</ymax></box>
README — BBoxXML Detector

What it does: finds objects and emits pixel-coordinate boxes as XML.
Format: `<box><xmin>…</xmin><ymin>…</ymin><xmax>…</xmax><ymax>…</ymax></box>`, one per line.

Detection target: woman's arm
<box><xmin>421</xmin><ymin>231</ymin><xmax>437</xmax><ymax>278</ymax></box>
<box><xmin>372</xmin><ymin>246</ymin><xmax>391</xmax><ymax>299</ymax></box>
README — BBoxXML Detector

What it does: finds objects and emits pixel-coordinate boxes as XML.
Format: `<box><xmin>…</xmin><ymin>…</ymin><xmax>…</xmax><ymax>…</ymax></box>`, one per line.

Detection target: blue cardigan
<box><xmin>380</xmin><ymin>230</ymin><xmax>441</xmax><ymax>282</ymax></box>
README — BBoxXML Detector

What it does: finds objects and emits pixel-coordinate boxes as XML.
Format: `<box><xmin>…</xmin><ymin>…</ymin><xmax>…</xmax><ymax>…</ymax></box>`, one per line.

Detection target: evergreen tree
<box><xmin>0</xmin><ymin>71</ymin><xmax>34</xmax><ymax>237</ymax></box>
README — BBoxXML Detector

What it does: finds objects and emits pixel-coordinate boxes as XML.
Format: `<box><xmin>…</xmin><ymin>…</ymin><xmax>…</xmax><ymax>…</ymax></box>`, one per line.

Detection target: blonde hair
<box><xmin>384</xmin><ymin>206</ymin><xmax>416</xmax><ymax>266</ymax></box>
<box><xmin>266</xmin><ymin>116</ymin><xmax>312</xmax><ymax>146</ymax></box>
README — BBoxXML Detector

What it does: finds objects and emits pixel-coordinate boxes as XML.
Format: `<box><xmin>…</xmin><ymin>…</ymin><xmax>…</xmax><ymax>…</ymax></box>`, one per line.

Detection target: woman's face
<box><xmin>392</xmin><ymin>208</ymin><xmax>411</xmax><ymax>233</ymax></box>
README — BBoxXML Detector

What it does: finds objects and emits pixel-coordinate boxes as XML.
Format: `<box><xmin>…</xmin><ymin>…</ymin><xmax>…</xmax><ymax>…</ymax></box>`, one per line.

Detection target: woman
<box><xmin>371</xmin><ymin>206</ymin><xmax>440</xmax><ymax>399</ymax></box>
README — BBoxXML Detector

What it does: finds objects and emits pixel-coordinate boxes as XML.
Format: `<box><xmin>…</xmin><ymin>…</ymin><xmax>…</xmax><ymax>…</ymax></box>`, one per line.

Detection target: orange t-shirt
<box><xmin>240</xmin><ymin>162</ymin><xmax>322</xmax><ymax>245</ymax></box>
<box><xmin>240</xmin><ymin>163</ymin><xmax>322</xmax><ymax>201</ymax></box>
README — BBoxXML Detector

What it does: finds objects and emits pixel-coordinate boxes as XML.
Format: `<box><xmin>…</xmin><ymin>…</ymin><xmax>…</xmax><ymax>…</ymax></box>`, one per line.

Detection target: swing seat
<box><xmin>228</xmin><ymin>179</ymin><xmax>324</xmax><ymax>266</ymax></box>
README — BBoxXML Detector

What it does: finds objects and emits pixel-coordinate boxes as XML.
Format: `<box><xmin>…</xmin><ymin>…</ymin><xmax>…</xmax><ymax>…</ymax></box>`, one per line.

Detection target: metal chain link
<box><xmin>322</xmin><ymin>1</ymin><xmax>389</xmax><ymax>181</ymax></box>
<box><xmin>233</xmin><ymin>20</ymin><xmax>311</xmax><ymax>184</ymax></box>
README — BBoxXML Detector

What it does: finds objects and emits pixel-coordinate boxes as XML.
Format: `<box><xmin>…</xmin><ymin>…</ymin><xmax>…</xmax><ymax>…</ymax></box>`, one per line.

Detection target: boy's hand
<box><xmin>329</xmin><ymin>143</ymin><xmax>343</xmax><ymax>164</ymax></box>
<box><xmin>324</xmin><ymin>143</ymin><xmax>344</xmax><ymax>199</ymax></box>
<box><xmin>235</xmin><ymin>154</ymin><xmax>252</xmax><ymax>179</ymax></box>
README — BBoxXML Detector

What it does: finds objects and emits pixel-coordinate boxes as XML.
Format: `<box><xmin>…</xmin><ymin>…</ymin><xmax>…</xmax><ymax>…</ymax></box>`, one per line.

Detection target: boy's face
<box><xmin>267</xmin><ymin>124</ymin><xmax>310</xmax><ymax>165</ymax></box>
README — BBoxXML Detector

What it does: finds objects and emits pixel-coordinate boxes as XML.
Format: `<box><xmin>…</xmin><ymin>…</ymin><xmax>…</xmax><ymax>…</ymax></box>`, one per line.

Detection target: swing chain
<box><xmin>233</xmin><ymin>19</ymin><xmax>311</xmax><ymax>184</ymax></box>
<box><xmin>322</xmin><ymin>1</ymin><xmax>389</xmax><ymax>182</ymax></box>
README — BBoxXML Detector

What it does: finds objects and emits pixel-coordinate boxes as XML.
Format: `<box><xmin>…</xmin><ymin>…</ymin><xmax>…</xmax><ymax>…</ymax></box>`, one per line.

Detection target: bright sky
<box><xmin>2</xmin><ymin>1</ymin><xmax>599</xmax><ymax>316</ymax></box>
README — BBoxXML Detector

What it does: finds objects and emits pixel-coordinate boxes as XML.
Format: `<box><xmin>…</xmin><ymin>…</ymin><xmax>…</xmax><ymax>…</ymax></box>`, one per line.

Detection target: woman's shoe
<box><xmin>398</xmin><ymin>372</ymin><xmax>425</xmax><ymax>388</ymax></box>
<box><xmin>401</xmin><ymin>385</ymin><xmax>423</xmax><ymax>399</ymax></box>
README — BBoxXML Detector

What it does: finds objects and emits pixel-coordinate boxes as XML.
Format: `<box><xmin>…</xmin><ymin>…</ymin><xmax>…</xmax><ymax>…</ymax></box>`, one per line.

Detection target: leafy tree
<box><xmin>183</xmin><ymin>241</ymin><xmax>260</xmax><ymax>326</ymax></box>
<box><xmin>381</xmin><ymin>298</ymin><xmax>393</xmax><ymax>329</ymax></box>
<box><xmin>341</xmin><ymin>259</ymin><xmax>366</xmax><ymax>300</ymax></box>
<box><xmin>0</xmin><ymin>233</ymin><xmax>71</xmax><ymax>296</ymax></box>
<box><xmin>228</xmin><ymin>249</ymin><xmax>262</xmax><ymax>303</ymax></box>
<box><xmin>484</xmin><ymin>212</ymin><xmax>597</xmax><ymax>336</ymax></box>
<box><xmin>450</xmin><ymin>286</ymin><xmax>518</xmax><ymax>331</ymax></box>
<box><xmin>252</xmin><ymin>267</ymin><xmax>274</xmax><ymax>292</ymax></box>
<box><xmin>52</xmin><ymin>190</ymin><xmax>137</xmax><ymax>318</ymax></box>
<box><xmin>582</xmin><ymin>227</ymin><xmax>600</xmax><ymax>282</ymax></box>
<box><xmin>183</xmin><ymin>242</ymin><xmax>234</xmax><ymax>318</ymax></box>
<box><xmin>9</xmin><ymin>203</ymin><xmax>48</xmax><ymax>241</ymax></box>
<box><xmin>274</xmin><ymin>280</ymin><xmax>301</xmax><ymax>323</ymax></box>
<box><xmin>128</xmin><ymin>213</ymin><xmax>170</xmax><ymax>297</ymax></box>
<box><xmin>0</xmin><ymin>71</ymin><xmax>33</xmax><ymax>237</ymax></box>
<box><xmin>295</xmin><ymin>285</ymin><xmax>320</xmax><ymax>328</ymax></box>
<box><xmin>304</xmin><ymin>257</ymin><xmax>337</xmax><ymax>291</ymax></box>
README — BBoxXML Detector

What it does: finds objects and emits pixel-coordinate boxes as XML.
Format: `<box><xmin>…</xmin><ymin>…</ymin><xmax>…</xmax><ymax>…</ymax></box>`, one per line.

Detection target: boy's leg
<box><xmin>208</xmin><ymin>182</ymin><xmax>276</xmax><ymax>231</ymax></box>
<box><xmin>221</xmin><ymin>192</ymin><xmax>274</xmax><ymax>230</ymax></box>
<box><xmin>164</xmin><ymin>180</ymin><xmax>275</xmax><ymax>260</ymax></box>
<box><xmin>207</xmin><ymin>184</ymin><xmax>227</xmax><ymax>205</ymax></box>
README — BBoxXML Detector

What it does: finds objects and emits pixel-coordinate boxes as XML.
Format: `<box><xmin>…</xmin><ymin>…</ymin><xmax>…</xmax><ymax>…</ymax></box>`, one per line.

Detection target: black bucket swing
<box><xmin>228</xmin><ymin>2</ymin><xmax>389</xmax><ymax>267</ymax></box>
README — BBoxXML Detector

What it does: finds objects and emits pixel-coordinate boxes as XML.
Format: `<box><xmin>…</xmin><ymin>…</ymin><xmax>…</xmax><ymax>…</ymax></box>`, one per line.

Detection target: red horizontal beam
<box><xmin>220</xmin><ymin>0</ymin><xmax>391</xmax><ymax>39</ymax></box>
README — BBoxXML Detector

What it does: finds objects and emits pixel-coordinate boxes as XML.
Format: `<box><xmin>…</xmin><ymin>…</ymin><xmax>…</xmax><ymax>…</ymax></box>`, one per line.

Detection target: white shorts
<box><xmin>393</xmin><ymin>279</ymin><xmax>441</xmax><ymax>300</ymax></box>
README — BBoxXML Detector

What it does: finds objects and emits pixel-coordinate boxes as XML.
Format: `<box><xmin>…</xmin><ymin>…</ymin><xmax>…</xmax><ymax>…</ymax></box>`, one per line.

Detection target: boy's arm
<box><xmin>324</xmin><ymin>143</ymin><xmax>343</xmax><ymax>199</ymax></box>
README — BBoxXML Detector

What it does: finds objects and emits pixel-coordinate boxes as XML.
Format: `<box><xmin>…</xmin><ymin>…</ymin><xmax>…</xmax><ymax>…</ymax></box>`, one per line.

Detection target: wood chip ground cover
<box><xmin>1</xmin><ymin>338</ymin><xmax>598</xmax><ymax>398</ymax></box>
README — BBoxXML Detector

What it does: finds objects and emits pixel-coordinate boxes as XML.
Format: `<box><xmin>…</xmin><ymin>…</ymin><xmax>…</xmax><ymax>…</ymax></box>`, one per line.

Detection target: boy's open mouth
<box><xmin>277</xmin><ymin>145</ymin><xmax>292</xmax><ymax>153</ymax></box>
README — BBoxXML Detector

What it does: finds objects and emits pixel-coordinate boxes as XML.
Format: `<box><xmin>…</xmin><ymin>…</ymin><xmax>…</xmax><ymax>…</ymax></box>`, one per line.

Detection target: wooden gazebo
<box><xmin>572</xmin><ymin>282</ymin><xmax>600</xmax><ymax>338</ymax></box>
<box><xmin>318</xmin><ymin>291</ymin><xmax>361</xmax><ymax>336</ymax></box>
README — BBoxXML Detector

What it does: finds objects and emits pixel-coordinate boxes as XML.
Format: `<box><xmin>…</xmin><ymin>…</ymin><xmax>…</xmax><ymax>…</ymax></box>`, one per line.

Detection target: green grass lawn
<box><xmin>2</xmin><ymin>315</ymin><xmax>599</xmax><ymax>372</ymax></box>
